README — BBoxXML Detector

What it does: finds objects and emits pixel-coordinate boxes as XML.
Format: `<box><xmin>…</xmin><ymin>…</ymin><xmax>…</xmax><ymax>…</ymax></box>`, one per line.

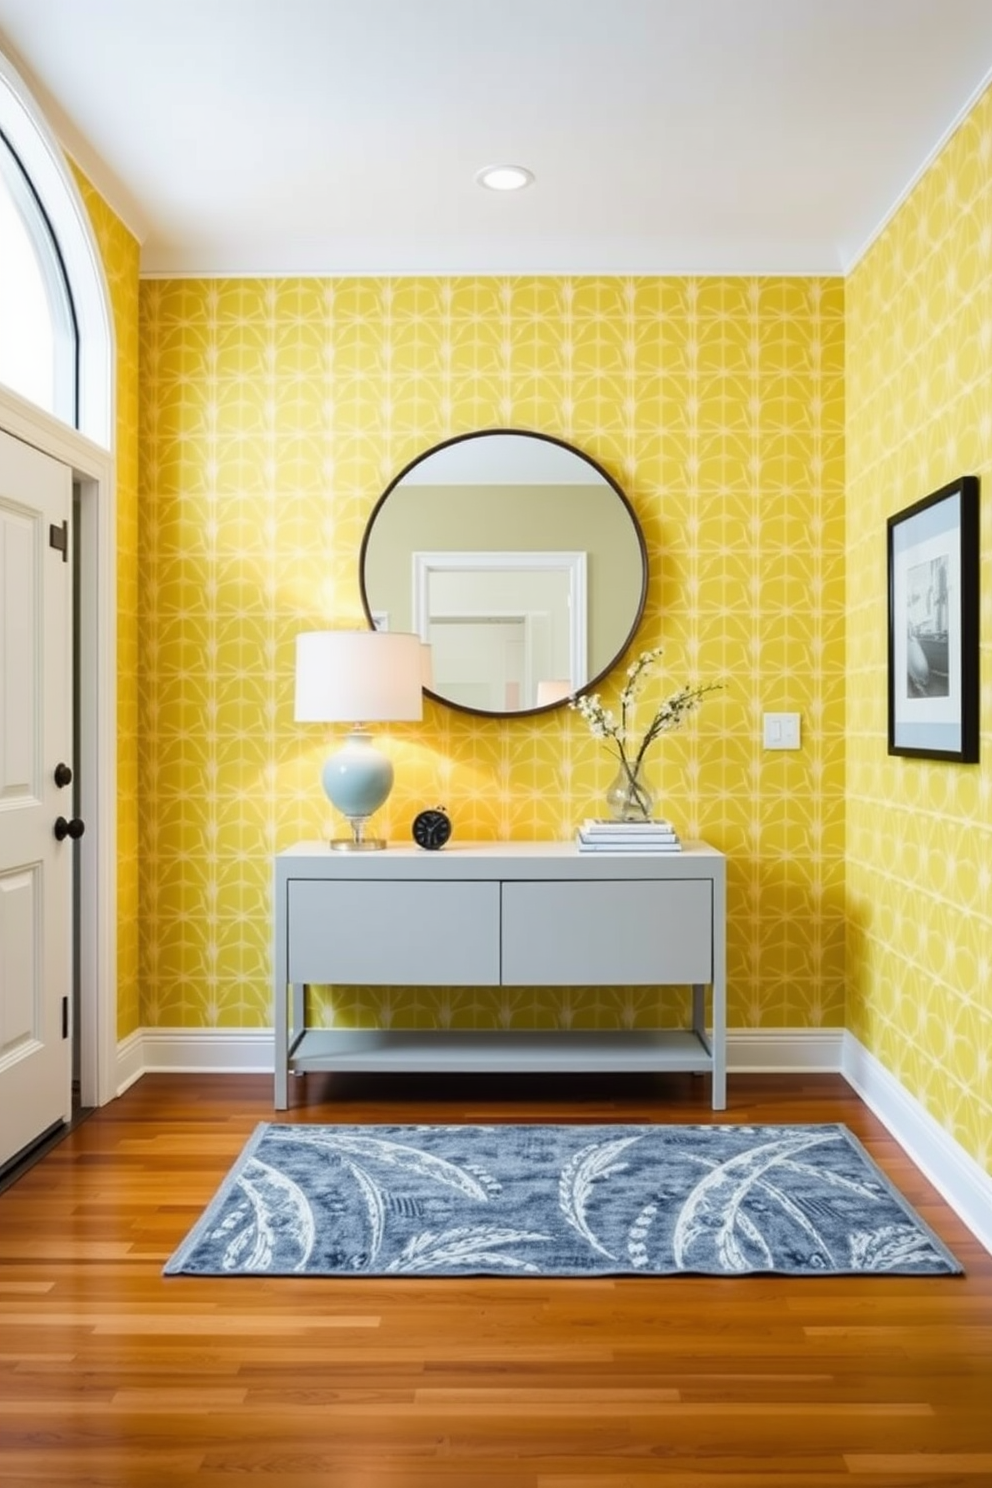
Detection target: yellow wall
<box><xmin>846</xmin><ymin>89</ymin><xmax>992</xmax><ymax>1170</ymax></box>
<box><xmin>72</xmin><ymin>166</ymin><xmax>142</xmax><ymax>1039</ymax></box>
<box><xmin>138</xmin><ymin>276</ymin><xmax>846</xmax><ymax>1033</ymax></box>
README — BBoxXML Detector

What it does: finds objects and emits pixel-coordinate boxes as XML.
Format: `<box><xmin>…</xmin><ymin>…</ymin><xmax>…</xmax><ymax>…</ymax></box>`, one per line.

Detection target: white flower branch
<box><xmin>570</xmin><ymin>648</ymin><xmax>721</xmax><ymax>814</ymax></box>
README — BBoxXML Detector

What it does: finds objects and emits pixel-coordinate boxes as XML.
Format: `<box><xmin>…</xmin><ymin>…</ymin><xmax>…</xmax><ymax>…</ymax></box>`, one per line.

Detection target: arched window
<box><xmin>0</xmin><ymin>130</ymin><xmax>77</xmax><ymax>423</ymax></box>
<box><xmin>0</xmin><ymin>51</ymin><xmax>112</xmax><ymax>448</ymax></box>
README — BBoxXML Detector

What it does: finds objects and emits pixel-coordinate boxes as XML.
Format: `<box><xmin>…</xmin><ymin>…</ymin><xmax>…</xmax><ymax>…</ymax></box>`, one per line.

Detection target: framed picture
<box><xmin>887</xmin><ymin>474</ymin><xmax>980</xmax><ymax>762</ymax></box>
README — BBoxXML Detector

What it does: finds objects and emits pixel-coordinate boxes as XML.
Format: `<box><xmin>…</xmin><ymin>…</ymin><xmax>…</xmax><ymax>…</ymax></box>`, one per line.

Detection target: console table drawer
<box><xmin>287</xmin><ymin>880</ymin><xmax>500</xmax><ymax>985</ymax></box>
<box><xmin>501</xmin><ymin>879</ymin><xmax>712</xmax><ymax>985</ymax></box>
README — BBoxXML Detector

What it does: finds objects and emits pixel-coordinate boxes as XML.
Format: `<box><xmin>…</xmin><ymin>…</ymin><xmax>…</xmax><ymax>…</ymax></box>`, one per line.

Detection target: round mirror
<box><xmin>360</xmin><ymin>430</ymin><xmax>647</xmax><ymax>717</ymax></box>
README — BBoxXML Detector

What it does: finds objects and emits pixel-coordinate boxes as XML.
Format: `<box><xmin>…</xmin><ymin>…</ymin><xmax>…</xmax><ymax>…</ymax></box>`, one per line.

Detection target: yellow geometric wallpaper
<box><xmin>71</xmin><ymin>164</ymin><xmax>142</xmax><ymax>1039</ymax></box>
<box><xmin>846</xmin><ymin>85</ymin><xmax>992</xmax><ymax>1171</ymax></box>
<box><xmin>138</xmin><ymin>275</ymin><xmax>846</xmax><ymax>1034</ymax></box>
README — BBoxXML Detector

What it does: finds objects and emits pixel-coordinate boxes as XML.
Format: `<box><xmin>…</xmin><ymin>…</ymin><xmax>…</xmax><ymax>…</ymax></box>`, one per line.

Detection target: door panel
<box><xmin>0</xmin><ymin>866</ymin><xmax>40</xmax><ymax>1056</ymax></box>
<box><xmin>0</xmin><ymin>429</ymin><xmax>71</xmax><ymax>1170</ymax></box>
<box><xmin>1</xmin><ymin>507</ymin><xmax>35</xmax><ymax>797</ymax></box>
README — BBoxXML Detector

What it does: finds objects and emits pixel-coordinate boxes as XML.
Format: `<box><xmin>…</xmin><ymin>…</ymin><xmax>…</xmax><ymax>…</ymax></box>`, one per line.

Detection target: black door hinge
<box><xmin>62</xmin><ymin>996</ymin><xmax>69</xmax><ymax>1039</ymax></box>
<box><xmin>49</xmin><ymin>521</ymin><xmax>69</xmax><ymax>562</ymax></box>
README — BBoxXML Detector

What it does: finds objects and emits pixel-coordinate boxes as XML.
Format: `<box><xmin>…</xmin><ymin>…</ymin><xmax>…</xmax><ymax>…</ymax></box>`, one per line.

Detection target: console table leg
<box><xmin>710</xmin><ymin>975</ymin><xmax>727</xmax><ymax>1111</ymax></box>
<box><xmin>691</xmin><ymin>983</ymin><xmax>705</xmax><ymax>1038</ymax></box>
<box><xmin>712</xmin><ymin>1051</ymin><xmax>727</xmax><ymax>1110</ymax></box>
<box><xmin>274</xmin><ymin>992</ymin><xmax>288</xmax><ymax>1111</ymax></box>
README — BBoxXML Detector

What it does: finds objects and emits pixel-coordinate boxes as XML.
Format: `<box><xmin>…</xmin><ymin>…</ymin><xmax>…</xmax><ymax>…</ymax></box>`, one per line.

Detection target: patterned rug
<box><xmin>164</xmin><ymin>1122</ymin><xmax>962</xmax><ymax>1278</ymax></box>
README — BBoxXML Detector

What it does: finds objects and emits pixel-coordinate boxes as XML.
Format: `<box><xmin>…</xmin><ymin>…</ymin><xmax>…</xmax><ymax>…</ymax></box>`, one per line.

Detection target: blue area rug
<box><xmin>164</xmin><ymin>1122</ymin><xmax>962</xmax><ymax>1278</ymax></box>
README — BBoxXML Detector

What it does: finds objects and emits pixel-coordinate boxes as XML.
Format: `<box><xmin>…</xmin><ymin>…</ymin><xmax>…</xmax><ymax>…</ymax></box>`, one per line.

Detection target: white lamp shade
<box><xmin>536</xmin><ymin>679</ymin><xmax>572</xmax><ymax>706</ymax></box>
<box><xmin>295</xmin><ymin>630</ymin><xmax>424</xmax><ymax>723</ymax></box>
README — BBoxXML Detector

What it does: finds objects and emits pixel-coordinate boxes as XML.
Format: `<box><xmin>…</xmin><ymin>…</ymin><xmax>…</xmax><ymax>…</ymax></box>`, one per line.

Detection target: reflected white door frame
<box><xmin>412</xmin><ymin>550</ymin><xmax>587</xmax><ymax>708</ymax></box>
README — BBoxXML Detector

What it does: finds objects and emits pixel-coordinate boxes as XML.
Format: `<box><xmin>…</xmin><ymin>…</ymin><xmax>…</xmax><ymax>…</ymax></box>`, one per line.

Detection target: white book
<box><xmin>581</xmin><ymin>817</ymin><xmax>677</xmax><ymax>836</ymax></box>
<box><xmin>579</xmin><ymin>825</ymin><xmax>679</xmax><ymax>844</ymax></box>
<box><xmin>576</xmin><ymin>834</ymin><xmax>682</xmax><ymax>853</ymax></box>
<box><xmin>578</xmin><ymin>845</ymin><xmax>683</xmax><ymax>854</ymax></box>
<box><xmin>580</xmin><ymin>823</ymin><xmax>678</xmax><ymax>836</ymax></box>
<box><xmin>577</xmin><ymin>833</ymin><xmax>679</xmax><ymax>848</ymax></box>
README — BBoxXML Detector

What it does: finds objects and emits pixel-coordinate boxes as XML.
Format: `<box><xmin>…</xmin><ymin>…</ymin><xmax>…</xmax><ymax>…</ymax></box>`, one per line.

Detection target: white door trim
<box><xmin>412</xmin><ymin>549</ymin><xmax>588</xmax><ymax>702</ymax></box>
<box><xmin>0</xmin><ymin>383</ymin><xmax>117</xmax><ymax>1109</ymax></box>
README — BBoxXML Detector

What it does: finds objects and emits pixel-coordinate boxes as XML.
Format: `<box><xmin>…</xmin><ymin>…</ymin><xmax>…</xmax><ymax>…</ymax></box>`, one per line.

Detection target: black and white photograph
<box><xmin>905</xmin><ymin>553</ymin><xmax>950</xmax><ymax>698</ymax></box>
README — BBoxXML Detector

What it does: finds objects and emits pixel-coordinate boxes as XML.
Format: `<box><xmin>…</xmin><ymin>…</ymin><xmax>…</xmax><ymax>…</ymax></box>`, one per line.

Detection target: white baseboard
<box><xmin>843</xmin><ymin>1031</ymin><xmax>992</xmax><ymax>1255</ymax></box>
<box><xmin>115</xmin><ymin>1029</ymin><xmax>145</xmax><ymax>1096</ymax></box>
<box><xmin>116</xmin><ymin>1024</ymin><xmax>844</xmax><ymax>1082</ymax></box>
<box><xmin>727</xmin><ymin>1026</ymin><xmax>845</xmax><ymax>1071</ymax></box>
<box><xmin>125</xmin><ymin>1027</ymin><xmax>275</xmax><ymax>1076</ymax></box>
<box><xmin>112</xmin><ymin>1023</ymin><xmax>990</xmax><ymax>1255</ymax></box>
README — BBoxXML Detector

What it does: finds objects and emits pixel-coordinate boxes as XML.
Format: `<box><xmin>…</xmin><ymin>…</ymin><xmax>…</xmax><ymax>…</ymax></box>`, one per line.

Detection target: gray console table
<box><xmin>272</xmin><ymin>841</ymin><xmax>727</xmax><ymax>1110</ymax></box>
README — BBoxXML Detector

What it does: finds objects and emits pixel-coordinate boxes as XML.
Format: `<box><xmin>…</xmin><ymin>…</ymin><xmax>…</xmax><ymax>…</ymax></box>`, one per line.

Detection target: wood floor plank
<box><xmin>0</xmin><ymin>1069</ymin><xmax>989</xmax><ymax>1488</ymax></box>
<box><xmin>844</xmin><ymin>1454</ymin><xmax>992</xmax><ymax>1476</ymax></box>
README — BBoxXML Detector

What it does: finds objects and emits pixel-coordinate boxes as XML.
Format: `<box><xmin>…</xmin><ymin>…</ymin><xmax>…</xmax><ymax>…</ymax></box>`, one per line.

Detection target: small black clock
<box><xmin>412</xmin><ymin>806</ymin><xmax>452</xmax><ymax>851</ymax></box>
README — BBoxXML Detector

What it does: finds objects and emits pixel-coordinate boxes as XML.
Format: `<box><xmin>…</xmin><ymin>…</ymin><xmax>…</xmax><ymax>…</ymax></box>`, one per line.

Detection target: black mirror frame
<box><xmin>359</xmin><ymin>428</ymin><xmax>649</xmax><ymax>719</ymax></box>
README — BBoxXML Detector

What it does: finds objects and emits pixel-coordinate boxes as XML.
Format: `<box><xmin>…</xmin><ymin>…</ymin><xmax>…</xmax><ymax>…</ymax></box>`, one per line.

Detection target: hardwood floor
<box><xmin>0</xmin><ymin>1070</ymin><xmax>990</xmax><ymax>1487</ymax></box>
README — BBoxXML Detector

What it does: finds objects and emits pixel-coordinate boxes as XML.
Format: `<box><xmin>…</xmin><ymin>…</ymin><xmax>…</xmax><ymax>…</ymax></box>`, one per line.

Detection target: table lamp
<box><xmin>295</xmin><ymin>630</ymin><xmax>424</xmax><ymax>850</ymax></box>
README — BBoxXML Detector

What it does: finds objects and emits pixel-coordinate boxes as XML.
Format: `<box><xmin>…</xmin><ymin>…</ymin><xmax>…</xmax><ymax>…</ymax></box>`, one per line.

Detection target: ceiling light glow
<box><xmin>476</xmin><ymin>164</ymin><xmax>534</xmax><ymax>192</ymax></box>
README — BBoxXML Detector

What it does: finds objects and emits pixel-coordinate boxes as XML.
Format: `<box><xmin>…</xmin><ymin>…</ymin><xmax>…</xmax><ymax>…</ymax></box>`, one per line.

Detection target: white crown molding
<box><xmin>137</xmin><ymin>263</ymin><xmax>846</xmax><ymax>283</ymax></box>
<box><xmin>845</xmin><ymin>60</ymin><xmax>992</xmax><ymax>274</ymax></box>
<box><xmin>843</xmin><ymin>1032</ymin><xmax>992</xmax><ymax>1256</ymax></box>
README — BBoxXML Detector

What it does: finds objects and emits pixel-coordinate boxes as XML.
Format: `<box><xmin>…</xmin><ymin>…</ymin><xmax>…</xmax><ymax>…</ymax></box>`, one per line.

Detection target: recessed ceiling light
<box><xmin>476</xmin><ymin>164</ymin><xmax>534</xmax><ymax>192</ymax></box>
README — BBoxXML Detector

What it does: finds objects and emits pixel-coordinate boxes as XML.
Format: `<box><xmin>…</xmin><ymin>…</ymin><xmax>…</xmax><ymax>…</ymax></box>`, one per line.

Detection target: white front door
<box><xmin>0</xmin><ymin>427</ymin><xmax>72</xmax><ymax>1169</ymax></box>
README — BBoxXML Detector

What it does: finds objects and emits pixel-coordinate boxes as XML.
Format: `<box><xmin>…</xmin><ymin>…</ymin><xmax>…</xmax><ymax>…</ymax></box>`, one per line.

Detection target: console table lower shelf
<box><xmin>287</xmin><ymin>1027</ymin><xmax>717</xmax><ymax>1076</ymax></box>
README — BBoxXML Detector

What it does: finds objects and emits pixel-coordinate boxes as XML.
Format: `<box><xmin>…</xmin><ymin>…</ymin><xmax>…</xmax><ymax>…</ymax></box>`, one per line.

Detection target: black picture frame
<box><xmin>887</xmin><ymin>474</ymin><xmax>980</xmax><ymax>762</ymax></box>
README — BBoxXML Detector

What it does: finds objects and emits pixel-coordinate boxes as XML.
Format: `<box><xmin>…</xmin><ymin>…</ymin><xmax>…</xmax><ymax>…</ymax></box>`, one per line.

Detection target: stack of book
<box><xmin>576</xmin><ymin>818</ymin><xmax>682</xmax><ymax>853</ymax></box>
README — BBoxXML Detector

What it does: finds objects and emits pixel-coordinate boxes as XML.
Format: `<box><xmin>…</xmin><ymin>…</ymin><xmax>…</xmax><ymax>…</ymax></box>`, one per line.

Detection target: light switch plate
<box><xmin>763</xmin><ymin>712</ymin><xmax>801</xmax><ymax>749</ymax></box>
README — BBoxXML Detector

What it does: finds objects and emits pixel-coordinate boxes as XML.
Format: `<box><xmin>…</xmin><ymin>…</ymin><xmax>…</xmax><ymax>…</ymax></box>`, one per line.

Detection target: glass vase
<box><xmin>605</xmin><ymin>759</ymin><xmax>656</xmax><ymax>822</ymax></box>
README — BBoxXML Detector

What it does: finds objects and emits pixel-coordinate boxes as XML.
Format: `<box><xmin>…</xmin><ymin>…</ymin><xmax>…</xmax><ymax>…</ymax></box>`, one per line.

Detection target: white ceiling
<box><xmin>0</xmin><ymin>0</ymin><xmax>991</xmax><ymax>277</ymax></box>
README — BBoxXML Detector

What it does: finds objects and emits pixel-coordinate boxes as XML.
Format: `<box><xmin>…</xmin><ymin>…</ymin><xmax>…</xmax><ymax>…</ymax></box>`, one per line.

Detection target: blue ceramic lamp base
<box><xmin>321</xmin><ymin>729</ymin><xmax>394</xmax><ymax>850</ymax></box>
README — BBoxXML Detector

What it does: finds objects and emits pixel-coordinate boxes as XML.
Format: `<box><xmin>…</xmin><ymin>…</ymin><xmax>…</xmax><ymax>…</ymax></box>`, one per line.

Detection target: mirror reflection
<box><xmin>360</xmin><ymin>430</ymin><xmax>647</xmax><ymax>717</ymax></box>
